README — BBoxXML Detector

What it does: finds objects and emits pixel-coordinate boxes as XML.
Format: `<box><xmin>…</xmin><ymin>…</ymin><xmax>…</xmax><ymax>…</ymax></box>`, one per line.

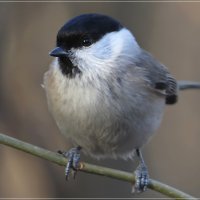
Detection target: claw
<box><xmin>132</xmin><ymin>149</ymin><xmax>149</xmax><ymax>193</ymax></box>
<box><xmin>58</xmin><ymin>146</ymin><xmax>82</xmax><ymax>180</ymax></box>
<box><xmin>133</xmin><ymin>162</ymin><xmax>149</xmax><ymax>193</ymax></box>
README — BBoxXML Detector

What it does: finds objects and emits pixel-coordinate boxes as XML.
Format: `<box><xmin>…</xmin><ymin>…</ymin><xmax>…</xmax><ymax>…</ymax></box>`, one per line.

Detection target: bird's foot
<box><xmin>132</xmin><ymin>149</ymin><xmax>149</xmax><ymax>193</ymax></box>
<box><xmin>132</xmin><ymin>162</ymin><xmax>149</xmax><ymax>193</ymax></box>
<box><xmin>58</xmin><ymin>146</ymin><xmax>82</xmax><ymax>180</ymax></box>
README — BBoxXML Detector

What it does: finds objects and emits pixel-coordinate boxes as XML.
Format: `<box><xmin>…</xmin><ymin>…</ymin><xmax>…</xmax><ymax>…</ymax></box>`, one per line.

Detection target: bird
<box><xmin>43</xmin><ymin>13</ymin><xmax>178</xmax><ymax>193</ymax></box>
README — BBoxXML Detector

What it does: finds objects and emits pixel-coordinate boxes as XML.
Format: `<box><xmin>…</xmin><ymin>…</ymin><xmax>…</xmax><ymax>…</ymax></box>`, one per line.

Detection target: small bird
<box><xmin>44</xmin><ymin>13</ymin><xmax>178</xmax><ymax>193</ymax></box>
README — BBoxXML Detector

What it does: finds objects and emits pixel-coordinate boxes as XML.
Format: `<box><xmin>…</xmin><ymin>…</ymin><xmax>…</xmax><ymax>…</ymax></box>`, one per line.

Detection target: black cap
<box><xmin>56</xmin><ymin>13</ymin><xmax>123</xmax><ymax>49</ymax></box>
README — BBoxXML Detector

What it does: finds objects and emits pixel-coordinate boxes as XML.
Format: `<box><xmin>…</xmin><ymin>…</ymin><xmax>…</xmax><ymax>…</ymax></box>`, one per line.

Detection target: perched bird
<box><xmin>44</xmin><ymin>13</ymin><xmax>178</xmax><ymax>192</ymax></box>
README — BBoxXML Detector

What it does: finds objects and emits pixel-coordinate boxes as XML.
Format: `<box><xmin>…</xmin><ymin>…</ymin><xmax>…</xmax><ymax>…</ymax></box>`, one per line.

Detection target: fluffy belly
<box><xmin>44</xmin><ymin>67</ymin><xmax>165</xmax><ymax>160</ymax></box>
<box><xmin>48</xmin><ymin>90</ymin><xmax>165</xmax><ymax>160</ymax></box>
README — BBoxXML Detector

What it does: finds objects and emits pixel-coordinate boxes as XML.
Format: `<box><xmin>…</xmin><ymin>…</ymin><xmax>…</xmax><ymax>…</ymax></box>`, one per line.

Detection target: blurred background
<box><xmin>0</xmin><ymin>2</ymin><xmax>200</xmax><ymax>198</ymax></box>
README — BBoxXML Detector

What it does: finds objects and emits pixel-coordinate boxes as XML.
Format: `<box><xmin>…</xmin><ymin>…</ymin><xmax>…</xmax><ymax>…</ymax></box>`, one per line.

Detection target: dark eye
<box><xmin>82</xmin><ymin>36</ymin><xmax>92</xmax><ymax>47</ymax></box>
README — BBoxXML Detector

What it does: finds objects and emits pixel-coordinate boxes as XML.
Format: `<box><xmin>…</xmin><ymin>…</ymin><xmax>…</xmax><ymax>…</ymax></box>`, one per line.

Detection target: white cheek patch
<box><xmin>92</xmin><ymin>28</ymin><xmax>140</xmax><ymax>60</ymax></box>
<box><xmin>90</xmin><ymin>33</ymin><xmax>119</xmax><ymax>60</ymax></box>
<box><xmin>71</xmin><ymin>28</ymin><xmax>141</xmax><ymax>75</ymax></box>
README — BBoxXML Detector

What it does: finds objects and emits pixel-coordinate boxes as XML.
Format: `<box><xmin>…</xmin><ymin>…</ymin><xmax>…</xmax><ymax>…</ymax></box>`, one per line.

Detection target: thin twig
<box><xmin>178</xmin><ymin>80</ymin><xmax>200</xmax><ymax>90</ymax></box>
<box><xmin>0</xmin><ymin>133</ymin><xmax>196</xmax><ymax>199</ymax></box>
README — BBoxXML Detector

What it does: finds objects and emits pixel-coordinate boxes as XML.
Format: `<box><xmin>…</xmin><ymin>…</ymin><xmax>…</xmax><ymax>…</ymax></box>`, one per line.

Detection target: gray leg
<box><xmin>133</xmin><ymin>149</ymin><xmax>149</xmax><ymax>193</ymax></box>
<box><xmin>58</xmin><ymin>146</ymin><xmax>82</xmax><ymax>180</ymax></box>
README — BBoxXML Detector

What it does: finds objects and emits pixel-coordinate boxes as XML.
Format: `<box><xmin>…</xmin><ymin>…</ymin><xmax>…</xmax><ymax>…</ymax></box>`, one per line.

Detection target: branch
<box><xmin>178</xmin><ymin>80</ymin><xmax>200</xmax><ymax>90</ymax></box>
<box><xmin>0</xmin><ymin>133</ymin><xmax>196</xmax><ymax>199</ymax></box>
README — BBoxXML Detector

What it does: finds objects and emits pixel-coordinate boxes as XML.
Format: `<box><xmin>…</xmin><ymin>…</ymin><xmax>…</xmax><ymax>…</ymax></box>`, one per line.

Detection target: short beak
<box><xmin>49</xmin><ymin>47</ymin><xmax>69</xmax><ymax>57</ymax></box>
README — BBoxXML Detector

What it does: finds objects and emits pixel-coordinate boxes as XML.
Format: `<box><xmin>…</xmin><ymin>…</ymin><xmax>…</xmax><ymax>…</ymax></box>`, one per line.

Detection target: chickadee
<box><xmin>44</xmin><ymin>13</ymin><xmax>178</xmax><ymax>193</ymax></box>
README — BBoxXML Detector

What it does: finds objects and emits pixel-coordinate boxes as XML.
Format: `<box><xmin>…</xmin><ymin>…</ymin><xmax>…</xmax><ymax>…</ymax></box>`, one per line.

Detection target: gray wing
<box><xmin>136</xmin><ymin>50</ymin><xmax>178</xmax><ymax>105</ymax></box>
